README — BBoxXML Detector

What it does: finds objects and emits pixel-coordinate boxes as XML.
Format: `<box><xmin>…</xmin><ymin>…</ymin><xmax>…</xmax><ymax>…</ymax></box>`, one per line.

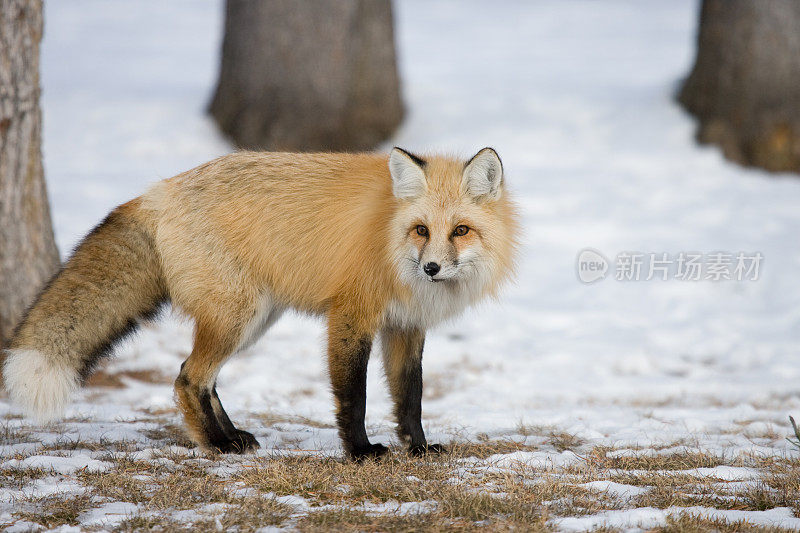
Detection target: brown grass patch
<box><xmin>750</xmin><ymin>464</ymin><xmax>800</xmax><ymax>514</ymax></box>
<box><xmin>631</xmin><ymin>476</ymin><xmax>737</xmax><ymax>510</ymax></box>
<box><xmin>586</xmin><ymin>446</ymin><xmax>728</xmax><ymax>471</ymax></box>
<box><xmin>0</xmin><ymin>466</ymin><xmax>49</xmax><ymax>489</ymax></box>
<box><xmin>238</xmin><ymin>453</ymin><xmax>454</xmax><ymax>504</ymax></box>
<box><xmin>138</xmin><ymin>406</ymin><xmax>180</xmax><ymax>417</ymax></box>
<box><xmin>81</xmin><ymin>469</ymin><xmax>150</xmax><ymax>504</ymax></box>
<box><xmin>238</xmin><ymin>447</ymin><xmax>602</xmax><ymax>528</ymax></box>
<box><xmin>0</xmin><ymin>422</ymin><xmax>32</xmax><ymax>445</ymax></box>
<box><xmin>254</xmin><ymin>411</ymin><xmax>334</xmax><ymax>429</ymax></box>
<box><xmin>297</xmin><ymin>508</ymin><xmax>436</xmax><ymax>532</ymax></box>
<box><xmin>446</xmin><ymin>438</ymin><xmax>539</xmax><ymax>459</ymax></box>
<box><xmin>80</xmin><ymin>455</ymin><xmax>293</xmax><ymax>529</ymax></box>
<box><xmin>656</xmin><ymin>513</ymin><xmax>794</xmax><ymax>533</ymax></box>
<box><xmin>115</xmin><ymin>514</ymin><xmax>197</xmax><ymax>533</ymax></box>
<box><xmin>87</xmin><ymin>368</ymin><xmax>172</xmax><ymax>388</ymax></box>
<box><xmin>40</xmin><ymin>437</ymin><xmax>140</xmax><ymax>453</ymax></box>
<box><xmin>517</xmin><ymin>424</ymin><xmax>586</xmax><ymax>450</ymax></box>
<box><xmin>14</xmin><ymin>493</ymin><xmax>95</xmax><ymax>528</ymax></box>
<box><xmin>198</xmin><ymin>496</ymin><xmax>293</xmax><ymax>531</ymax></box>
<box><xmin>140</xmin><ymin>422</ymin><xmax>195</xmax><ymax>448</ymax></box>
<box><xmin>298</xmin><ymin>505</ymin><xmax>550</xmax><ymax>532</ymax></box>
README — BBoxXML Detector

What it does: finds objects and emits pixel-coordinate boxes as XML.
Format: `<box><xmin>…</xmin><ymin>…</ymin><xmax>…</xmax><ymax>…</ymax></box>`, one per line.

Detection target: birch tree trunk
<box><xmin>0</xmin><ymin>0</ymin><xmax>59</xmax><ymax>347</ymax></box>
<box><xmin>209</xmin><ymin>0</ymin><xmax>403</xmax><ymax>152</ymax></box>
<box><xmin>679</xmin><ymin>0</ymin><xmax>800</xmax><ymax>173</ymax></box>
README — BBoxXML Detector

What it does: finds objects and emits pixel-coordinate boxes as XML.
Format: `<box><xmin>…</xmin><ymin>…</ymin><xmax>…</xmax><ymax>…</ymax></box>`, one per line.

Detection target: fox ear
<box><xmin>463</xmin><ymin>147</ymin><xmax>503</xmax><ymax>202</ymax></box>
<box><xmin>389</xmin><ymin>147</ymin><xmax>427</xmax><ymax>200</ymax></box>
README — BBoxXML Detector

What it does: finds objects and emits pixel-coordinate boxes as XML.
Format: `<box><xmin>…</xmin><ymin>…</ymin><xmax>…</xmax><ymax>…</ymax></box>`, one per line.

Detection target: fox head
<box><xmin>388</xmin><ymin>147</ymin><xmax>517</xmax><ymax>306</ymax></box>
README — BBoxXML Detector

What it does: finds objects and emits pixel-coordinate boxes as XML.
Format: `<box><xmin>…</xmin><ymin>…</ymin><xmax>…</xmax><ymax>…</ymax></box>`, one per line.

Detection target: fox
<box><xmin>3</xmin><ymin>147</ymin><xmax>519</xmax><ymax>460</ymax></box>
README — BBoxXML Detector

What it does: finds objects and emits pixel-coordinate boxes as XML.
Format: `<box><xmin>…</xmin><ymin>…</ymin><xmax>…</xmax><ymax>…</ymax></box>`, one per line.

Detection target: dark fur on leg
<box><xmin>409</xmin><ymin>443</ymin><xmax>446</xmax><ymax>456</ymax></box>
<box><xmin>175</xmin><ymin>370</ymin><xmax>255</xmax><ymax>455</ymax></box>
<box><xmin>328</xmin><ymin>312</ymin><xmax>386</xmax><ymax>461</ymax></box>
<box><xmin>210</xmin><ymin>384</ymin><xmax>259</xmax><ymax>452</ymax></box>
<box><xmin>381</xmin><ymin>327</ymin><xmax>445</xmax><ymax>455</ymax></box>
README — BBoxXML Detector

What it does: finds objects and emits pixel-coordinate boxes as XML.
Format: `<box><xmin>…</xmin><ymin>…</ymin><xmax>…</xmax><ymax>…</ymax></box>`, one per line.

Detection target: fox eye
<box><xmin>453</xmin><ymin>225</ymin><xmax>470</xmax><ymax>237</ymax></box>
<box><xmin>415</xmin><ymin>225</ymin><xmax>429</xmax><ymax>237</ymax></box>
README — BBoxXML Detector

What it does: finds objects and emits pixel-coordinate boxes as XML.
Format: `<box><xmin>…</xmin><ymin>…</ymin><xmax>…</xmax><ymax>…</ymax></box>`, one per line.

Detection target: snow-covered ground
<box><xmin>3</xmin><ymin>0</ymin><xmax>800</xmax><ymax>530</ymax></box>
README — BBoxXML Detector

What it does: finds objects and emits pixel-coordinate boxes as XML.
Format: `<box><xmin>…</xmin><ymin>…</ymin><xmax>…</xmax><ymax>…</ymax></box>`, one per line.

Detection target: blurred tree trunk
<box><xmin>209</xmin><ymin>0</ymin><xmax>403</xmax><ymax>152</ymax></box>
<box><xmin>0</xmin><ymin>0</ymin><xmax>60</xmax><ymax>347</ymax></box>
<box><xmin>679</xmin><ymin>0</ymin><xmax>800</xmax><ymax>173</ymax></box>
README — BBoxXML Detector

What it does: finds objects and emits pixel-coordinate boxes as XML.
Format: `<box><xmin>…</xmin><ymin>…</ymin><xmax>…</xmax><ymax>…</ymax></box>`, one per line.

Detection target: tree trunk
<box><xmin>679</xmin><ymin>0</ymin><xmax>800</xmax><ymax>173</ymax></box>
<box><xmin>0</xmin><ymin>0</ymin><xmax>60</xmax><ymax>347</ymax></box>
<box><xmin>209</xmin><ymin>0</ymin><xmax>403</xmax><ymax>152</ymax></box>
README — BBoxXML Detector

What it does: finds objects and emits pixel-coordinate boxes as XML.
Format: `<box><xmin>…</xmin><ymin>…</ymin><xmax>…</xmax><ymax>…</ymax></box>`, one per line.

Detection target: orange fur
<box><xmin>140</xmin><ymin>151</ymin><xmax>517</xmax><ymax>330</ymax></box>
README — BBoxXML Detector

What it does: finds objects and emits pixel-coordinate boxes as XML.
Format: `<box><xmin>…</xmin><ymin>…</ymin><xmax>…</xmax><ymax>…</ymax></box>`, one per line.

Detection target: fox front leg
<box><xmin>327</xmin><ymin>310</ymin><xmax>387</xmax><ymax>461</ymax></box>
<box><xmin>381</xmin><ymin>326</ymin><xmax>445</xmax><ymax>456</ymax></box>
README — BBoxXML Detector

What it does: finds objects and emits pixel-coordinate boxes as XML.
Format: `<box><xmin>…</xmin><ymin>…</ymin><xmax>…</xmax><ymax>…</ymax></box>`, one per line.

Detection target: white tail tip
<box><xmin>3</xmin><ymin>349</ymin><xmax>78</xmax><ymax>423</ymax></box>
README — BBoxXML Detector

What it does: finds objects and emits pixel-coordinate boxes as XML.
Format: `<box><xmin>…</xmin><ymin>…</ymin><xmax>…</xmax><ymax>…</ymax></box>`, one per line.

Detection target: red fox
<box><xmin>3</xmin><ymin>148</ymin><xmax>519</xmax><ymax>460</ymax></box>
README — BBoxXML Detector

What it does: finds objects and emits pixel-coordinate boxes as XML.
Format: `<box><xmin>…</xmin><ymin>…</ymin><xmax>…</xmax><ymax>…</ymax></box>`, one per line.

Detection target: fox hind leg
<box><xmin>208</xmin><ymin>383</ymin><xmax>258</xmax><ymax>452</ymax></box>
<box><xmin>176</xmin><ymin>372</ymin><xmax>252</xmax><ymax>454</ymax></box>
<box><xmin>174</xmin><ymin>321</ymin><xmax>254</xmax><ymax>454</ymax></box>
<box><xmin>175</xmin><ymin>299</ymin><xmax>280</xmax><ymax>454</ymax></box>
<box><xmin>208</xmin><ymin>305</ymin><xmax>284</xmax><ymax>451</ymax></box>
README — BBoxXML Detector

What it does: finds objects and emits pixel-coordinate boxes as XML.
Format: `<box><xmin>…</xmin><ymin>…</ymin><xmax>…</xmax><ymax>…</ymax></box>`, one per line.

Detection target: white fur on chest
<box><xmin>384</xmin><ymin>280</ymin><xmax>481</xmax><ymax>330</ymax></box>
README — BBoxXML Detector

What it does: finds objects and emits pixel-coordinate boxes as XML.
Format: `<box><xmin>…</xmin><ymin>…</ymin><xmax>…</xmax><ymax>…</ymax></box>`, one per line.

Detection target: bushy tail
<box><xmin>3</xmin><ymin>200</ymin><xmax>166</xmax><ymax>422</ymax></box>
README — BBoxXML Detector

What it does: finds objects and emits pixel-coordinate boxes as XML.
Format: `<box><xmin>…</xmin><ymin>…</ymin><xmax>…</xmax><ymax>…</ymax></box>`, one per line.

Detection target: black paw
<box><xmin>409</xmin><ymin>443</ymin><xmax>446</xmax><ymax>456</ymax></box>
<box><xmin>232</xmin><ymin>429</ymin><xmax>260</xmax><ymax>452</ymax></box>
<box><xmin>212</xmin><ymin>430</ymin><xmax>260</xmax><ymax>454</ymax></box>
<box><xmin>348</xmin><ymin>442</ymin><xmax>388</xmax><ymax>462</ymax></box>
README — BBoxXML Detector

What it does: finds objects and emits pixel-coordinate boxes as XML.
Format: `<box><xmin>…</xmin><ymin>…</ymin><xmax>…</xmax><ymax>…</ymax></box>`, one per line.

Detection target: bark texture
<box><xmin>679</xmin><ymin>0</ymin><xmax>800</xmax><ymax>173</ymax></box>
<box><xmin>0</xmin><ymin>0</ymin><xmax>60</xmax><ymax>347</ymax></box>
<box><xmin>209</xmin><ymin>0</ymin><xmax>403</xmax><ymax>152</ymax></box>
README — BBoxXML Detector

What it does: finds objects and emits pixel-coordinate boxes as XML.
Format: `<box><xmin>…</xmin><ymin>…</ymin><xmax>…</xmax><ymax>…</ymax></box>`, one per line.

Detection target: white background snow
<box><xmin>4</xmin><ymin>0</ymin><xmax>800</xmax><ymax>530</ymax></box>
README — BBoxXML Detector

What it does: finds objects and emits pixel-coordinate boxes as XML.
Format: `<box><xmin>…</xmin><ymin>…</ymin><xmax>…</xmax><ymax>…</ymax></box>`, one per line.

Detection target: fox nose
<box><xmin>423</xmin><ymin>262</ymin><xmax>441</xmax><ymax>276</ymax></box>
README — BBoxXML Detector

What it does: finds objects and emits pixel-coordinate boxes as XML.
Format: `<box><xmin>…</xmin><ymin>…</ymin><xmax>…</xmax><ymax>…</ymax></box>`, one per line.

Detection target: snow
<box><xmin>679</xmin><ymin>506</ymin><xmax>800</xmax><ymax>530</ymax></box>
<box><xmin>554</xmin><ymin>506</ymin><xmax>800</xmax><ymax>532</ymax></box>
<box><xmin>580</xmin><ymin>480</ymin><xmax>649</xmax><ymax>500</ymax></box>
<box><xmin>2</xmin><ymin>454</ymin><xmax>111</xmax><ymax>475</ymax></box>
<box><xmin>358</xmin><ymin>499</ymin><xmax>438</xmax><ymax>516</ymax></box>
<box><xmin>680</xmin><ymin>466</ymin><xmax>762</xmax><ymax>481</ymax></box>
<box><xmin>485</xmin><ymin>450</ymin><xmax>582</xmax><ymax>470</ymax></box>
<box><xmin>555</xmin><ymin>507</ymin><xmax>668</xmax><ymax>532</ymax></box>
<box><xmin>0</xmin><ymin>476</ymin><xmax>85</xmax><ymax>503</ymax></box>
<box><xmin>1</xmin><ymin>0</ymin><xmax>799</xmax><ymax>529</ymax></box>
<box><xmin>79</xmin><ymin>502</ymin><xmax>140</xmax><ymax>528</ymax></box>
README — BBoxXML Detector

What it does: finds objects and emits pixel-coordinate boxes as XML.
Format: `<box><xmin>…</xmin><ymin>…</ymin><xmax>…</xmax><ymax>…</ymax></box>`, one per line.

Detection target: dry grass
<box><xmin>3</xmin><ymin>416</ymin><xmax>799</xmax><ymax>532</ymax></box>
<box><xmin>655</xmin><ymin>513</ymin><xmax>793</xmax><ymax>533</ymax></box>
<box><xmin>115</xmin><ymin>515</ymin><xmax>198</xmax><ymax>533</ymax></box>
<box><xmin>517</xmin><ymin>423</ymin><xmax>587</xmax><ymax>452</ymax></box>
<box><xmin>255</xmin><ymin>411</ymin><xmax>335</xmax><ymax>429</ymax></box>
<box><xmin>81</xmin><ymin>456</ymin><xmax>232</xmax><ymax>510</ymax></box>
<box><xmin>39</xmin><ymin>437</ymin><xmax>140</xmax><ymax>453</ymax></box>
<box><xmin>0</xmin><ymin>422</ymin><xmax>32</xmax><ymax>445</ymax></box>
<box><xmin>0</xmin><ymin>466</ymin><xmax>49</xmax><ymax>490</ymax></box>
<box><xmin>297</xmin><ymin>508</ymin><xmax>437</xmax><ymax>532</ymax></box>
<box><xmin>585</xmin><ymin>446</ymin><xmax>728</xmax><ymax>471</ymax></box>
<box><xmin>87</xmin><ymin>368</ymin><xmax>172</xmax><ymax>388</ymax></box>
<box><xmin>237</xmin><ymin>453</ymin><xmax>455</xmax><ymax>504</ymax></box>
<box><xmin>14</xmin><ymin>493</ymin><xmax>95</xmax><ymax>528</ymax></box>
<box><xmin>446</xmin><ymin>437</ymin><xmax>539</xmax><ymax>459</ymax></box>
<box><xmin>750</xmin><ymin>461</ymin><xmax>800</xmax><ymax>514</ymax></box>
<box><xmin>297</xmin><ymin>507</ymin><xmax>550</xmax><ymax>532</ymax></box>
<box><xmin>207</xmin><ymin>496</ymin><xmax>294</xmax><ymax>530</ymax></box>
<box><xmin>235</xmin><ymin>448</ymin><xmax>613</xmax><ymax>528</ymax></box>
<box><xmin>140</xmin><ymin>422</ymin><xmax>196</xmax><ymax>448</ymax></box>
